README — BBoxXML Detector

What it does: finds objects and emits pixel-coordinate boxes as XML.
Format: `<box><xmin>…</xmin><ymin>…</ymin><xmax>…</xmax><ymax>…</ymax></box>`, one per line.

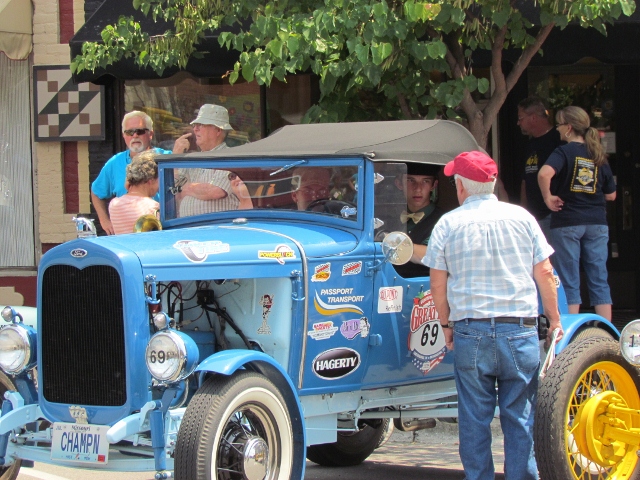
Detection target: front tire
<box><xmin>174</xmin><ymin>372</ymin><xmax>295</xmax><ymax>480</ymax></box>
<box><xmin>306</xmin><ymin>420</ymin><xmax>388</xmax><ymax>467</ymax></box>
<box><xmin>0</xmin><ymin>371</ymin><xmax>20</xmax><ymax>480</ymax></box>
<box><xmin>535</xmin><ymin>337</ymin><xmax>640</xmax><ymax>480</ymax></box>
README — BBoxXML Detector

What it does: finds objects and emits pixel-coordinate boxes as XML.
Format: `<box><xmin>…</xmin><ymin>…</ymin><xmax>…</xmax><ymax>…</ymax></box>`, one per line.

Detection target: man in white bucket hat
<box><xmin>173</xmin><ymin>104</ymin><xmax>251</xmax><ymax>216</ymax></box>
<box><xmin>174</xmin><ymin>103</ymin><xmax>233</xmax><ymax>153</ymax></box>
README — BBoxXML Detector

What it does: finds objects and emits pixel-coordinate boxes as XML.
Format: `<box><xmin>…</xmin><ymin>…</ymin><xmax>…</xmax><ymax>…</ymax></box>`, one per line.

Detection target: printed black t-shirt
<box><xmin>545</xmin><ymin>142</ymin><xmax>616</xmax><ymax>228</ymax></box>
<box><xmin>522</xmin><ymin>129</ymin><xmax>564</xmax><ymax>220</ymax></box>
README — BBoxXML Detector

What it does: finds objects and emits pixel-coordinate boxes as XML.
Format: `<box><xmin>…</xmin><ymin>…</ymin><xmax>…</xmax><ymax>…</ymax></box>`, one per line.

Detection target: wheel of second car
<box><xmin>174</xmin><ymin>371</ymin><xmax>295</xmax><ymax>480</ymax></box>
<box><xmin>306</xmin><ymin>419</ymin><xmax>388</xmax><ymax>467</ymax></box>
<box><xmin>0</xmin><ymin>371</ymin><xmax>21</xmax><ymax>480</ymax></box>
<box><xmin>535</xmin><ymin>336</ymin><xmax>640</xmax><ymax>480</ymax></box>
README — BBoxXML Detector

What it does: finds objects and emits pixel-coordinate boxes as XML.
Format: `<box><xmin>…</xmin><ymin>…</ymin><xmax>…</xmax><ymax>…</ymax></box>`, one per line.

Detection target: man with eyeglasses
<box><xmin>91</xmin><ymin>111</ymin><xmax>171</xmax><ymax>235</ymax></box>
<box><xmin>173</xmin><ymin>104</ymin><xmax>249</xmax><ymax>216</ymax></box>
<box><xmin>290</xmin><ymin>167</ymin><xmax>332</xmax><ymax>211</ymax></box>
<box><xmin>517</xmin><ymin>96</ymin><xmax>564</xmax><ymax>240</ymax></box>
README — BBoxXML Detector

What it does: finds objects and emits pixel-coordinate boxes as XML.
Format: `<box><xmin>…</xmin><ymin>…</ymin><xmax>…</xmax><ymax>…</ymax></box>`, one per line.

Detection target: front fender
<box><xmin>195</xmin><ymin>349</ymin><xmax>306</xmax><ymax>479</ymax></box>
<box><xmin>556</xmin><ymin>313</ymin><xmax>620</xmax><ymax>353</ymax></box>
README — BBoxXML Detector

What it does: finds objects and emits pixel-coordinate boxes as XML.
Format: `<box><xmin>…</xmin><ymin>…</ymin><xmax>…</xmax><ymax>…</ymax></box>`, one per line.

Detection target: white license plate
<box><xmin>50</xmin><ymin>422</ymin><xmax>109</xmax><ymax>464</ymax></box>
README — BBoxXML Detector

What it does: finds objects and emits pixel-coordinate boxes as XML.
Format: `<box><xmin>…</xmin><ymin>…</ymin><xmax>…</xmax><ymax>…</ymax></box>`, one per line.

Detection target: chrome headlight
<box><xmin>621</xmin><ymin>320</ymin><xmax>640</xmax><ymax>367</ymax></box>
<box><xmin>145</xmin><ymin>330</ymin><xmax>199</xmax><ymax>382</ymax></box>
<box><xmin>0</xmin><ymin>324</ymin><xmax>37</xmax><ymax>375</ymax></box>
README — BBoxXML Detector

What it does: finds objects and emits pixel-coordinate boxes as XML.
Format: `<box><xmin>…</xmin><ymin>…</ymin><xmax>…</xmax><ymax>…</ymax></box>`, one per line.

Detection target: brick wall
<box><xmin>32</xmin><ymin>0</ymin><xmax>91</xmax><ymax>244</ymax></box>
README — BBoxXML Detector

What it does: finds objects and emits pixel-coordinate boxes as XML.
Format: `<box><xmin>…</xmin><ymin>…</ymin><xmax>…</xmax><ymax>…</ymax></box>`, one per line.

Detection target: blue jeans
<box><xmin>550</xmin><ymin>224</ymin><xmax>612</xmax><ymax>306</ymax></box>
<box><xmin>453</xmin><ymin>319</ymin><xmax>539</xmax><ymax>480</ymax></box>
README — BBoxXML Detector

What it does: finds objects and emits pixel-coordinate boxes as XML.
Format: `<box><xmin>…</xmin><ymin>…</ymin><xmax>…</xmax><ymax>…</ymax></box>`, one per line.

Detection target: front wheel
<box><xmin>174</xmin><ymin>372</ymin><xmax>296</xmax><ymax>480</ymax></box>
<box><xmin>535</xmin><ymin>337</ymin><xmax>640</xmax><ymax>480</ymax></box>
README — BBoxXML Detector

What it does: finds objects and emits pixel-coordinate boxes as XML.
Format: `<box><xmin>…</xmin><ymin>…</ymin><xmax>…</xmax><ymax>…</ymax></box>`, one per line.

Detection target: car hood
<box><xmin>85</xmin><ymin>222</ymin><xmax>358</xmax><ymax>281</ymax></box>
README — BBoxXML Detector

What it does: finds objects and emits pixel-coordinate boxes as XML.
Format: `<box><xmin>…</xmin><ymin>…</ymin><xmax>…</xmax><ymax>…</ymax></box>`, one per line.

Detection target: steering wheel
<box><xmin>306</xmin><ymin>199</ymin><xmax>356</xmax><ymax>215</ymax></box>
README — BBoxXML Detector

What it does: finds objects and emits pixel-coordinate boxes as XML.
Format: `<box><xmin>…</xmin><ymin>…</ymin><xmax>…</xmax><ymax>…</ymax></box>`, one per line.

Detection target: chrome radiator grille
<box><xmin>41</xmin><ymin>264</ymin><xmax>127</xmax><ymax>406</ymax></box>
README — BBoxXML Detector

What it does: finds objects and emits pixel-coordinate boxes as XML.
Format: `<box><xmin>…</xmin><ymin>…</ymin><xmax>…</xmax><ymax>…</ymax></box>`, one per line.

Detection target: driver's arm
<box><xmin>410</xmin><ymin>244</ymin><xmax>427</xmax><ymax>264</ymax></box>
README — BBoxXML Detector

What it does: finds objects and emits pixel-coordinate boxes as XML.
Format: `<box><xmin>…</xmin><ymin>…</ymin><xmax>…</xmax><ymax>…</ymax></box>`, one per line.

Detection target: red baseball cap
<box><xmin>443</xmin><ymin>151</ymin><xmax>498</xmax><ymax>183</ymax></box>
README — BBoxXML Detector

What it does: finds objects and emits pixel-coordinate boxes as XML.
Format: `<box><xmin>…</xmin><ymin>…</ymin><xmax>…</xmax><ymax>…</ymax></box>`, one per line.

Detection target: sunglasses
<box><xmin>123</xmin><ymin>128</ymin><xmax>150</xmax><ymax>136</ymax></box>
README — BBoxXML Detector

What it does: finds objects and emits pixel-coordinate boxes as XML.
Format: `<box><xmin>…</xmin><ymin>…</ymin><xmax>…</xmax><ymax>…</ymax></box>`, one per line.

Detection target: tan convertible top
<box><xmin>159</xmin><ymin>119</ymin><xmax>482</xmax><ymax>165</ymax></box>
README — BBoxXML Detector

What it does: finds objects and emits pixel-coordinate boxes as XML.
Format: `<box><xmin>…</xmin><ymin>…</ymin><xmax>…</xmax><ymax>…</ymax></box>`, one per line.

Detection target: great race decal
<box><xmin>311</xmin><ymin>263</ymin><xmax>331</xmax><ymax>282</ymax></box>
<box><xmin>312</xmin><ymin>348</ymin><xmax>361</xmax><ymax>379</ymax></box>
<box><xmin>408</xmin><ymin>291</ymin><xmax>447</xmax><ymax>374</ymax></box>
<box><xmin>258</xmin><ymin>244</ymin><xmax>296</xmax><ymax>264</ymax></box>
<box><xmin>257</xmin><ymin>294</ymin><xmax>273</xmax><ymax>335</ymax></box>
<box><xmin>174</xmin><ymin>240</ymin><xmax>230</xmax><ymax>263</ymax></box>
<box><xmin>377</xmin><ymin>286</ymin><xmax>403</xmax><ymax>314</ymax></box>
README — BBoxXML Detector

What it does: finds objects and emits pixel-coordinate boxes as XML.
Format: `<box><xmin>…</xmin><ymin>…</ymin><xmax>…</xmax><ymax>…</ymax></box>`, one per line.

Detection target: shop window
<box><xmin>124</xmin><ymin>73</ymin><xmax>263</xmax><ymax>150</ymax></box>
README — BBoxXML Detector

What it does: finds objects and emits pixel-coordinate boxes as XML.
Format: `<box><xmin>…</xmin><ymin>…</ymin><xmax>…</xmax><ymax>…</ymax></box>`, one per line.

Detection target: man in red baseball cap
<box><xmin>418</xmin><ymin>150</ymin><xmax>562</xmax><ymax>480</ymax></box>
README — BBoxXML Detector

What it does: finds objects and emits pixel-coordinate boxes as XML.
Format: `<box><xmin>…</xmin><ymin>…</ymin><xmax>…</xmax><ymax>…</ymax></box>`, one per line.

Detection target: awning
<box><xmin>69</xmin><ymin>0</ymin><xmax>239</xmax><ymax>84</ymax></box>
<box><xmin>0</xmin><ymin>0</ymin><xmax>32</xmax><ymax>60</ymax></box>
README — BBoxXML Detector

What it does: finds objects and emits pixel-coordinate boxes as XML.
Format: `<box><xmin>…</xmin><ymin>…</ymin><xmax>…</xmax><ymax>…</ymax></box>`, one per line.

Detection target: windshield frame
<box><xmin>158</xmin><ymin>156</ymin><xmax>365</xmax><ymax>231</ymax></box>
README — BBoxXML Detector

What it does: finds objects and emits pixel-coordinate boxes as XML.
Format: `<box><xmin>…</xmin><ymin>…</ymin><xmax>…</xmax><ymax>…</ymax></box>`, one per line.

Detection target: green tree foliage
<box><xmin>71</xmin><ymin>0</ymin><xmax>635</xmax><ymax>147</ymax></box>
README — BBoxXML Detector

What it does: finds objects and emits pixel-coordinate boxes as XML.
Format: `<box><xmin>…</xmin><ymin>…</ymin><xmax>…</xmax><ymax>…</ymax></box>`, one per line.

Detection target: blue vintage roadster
<box><xmin>0</xmin><ymin>120</ymin><xmax>619</xmax><ymax>480</ymax></box>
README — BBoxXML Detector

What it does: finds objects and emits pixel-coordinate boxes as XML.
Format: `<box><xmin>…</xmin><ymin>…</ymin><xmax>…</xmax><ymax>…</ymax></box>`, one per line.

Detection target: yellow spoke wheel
<box><xmin>536</xmin><ymin>337</ymin><xmax>640</xmax><ymax>480</ymax></box>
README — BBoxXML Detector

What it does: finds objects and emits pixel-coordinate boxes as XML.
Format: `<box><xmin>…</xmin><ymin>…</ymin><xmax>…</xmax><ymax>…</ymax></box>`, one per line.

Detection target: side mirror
<box><xmin>381</xmin><ymin>231</ymin><xmax>413</xmax><ymax>265</ymax></box>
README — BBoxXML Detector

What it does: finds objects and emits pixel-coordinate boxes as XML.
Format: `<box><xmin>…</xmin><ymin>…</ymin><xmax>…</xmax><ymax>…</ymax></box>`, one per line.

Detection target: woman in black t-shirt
<box><xmin>538</xmin><ymin>106</ymin><xmax>617</xmax><ymax>321</ymax></box>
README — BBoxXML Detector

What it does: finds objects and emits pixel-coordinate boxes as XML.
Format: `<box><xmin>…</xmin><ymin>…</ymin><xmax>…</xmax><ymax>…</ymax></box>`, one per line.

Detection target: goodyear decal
<box><xmin>174</xmin><ymin>240</ymin><xmax>230</xmax><ymax>263</ymax></box>
<box><xmin>408</xmin><ymin>291</ymin><xmax>446</xmax><ymax>374</ymax></box>
<box><xmin>311</xmin><ymin>263</ymin><xmax>331</xmax><ymax>282</ymax></box>
<box><xmin>314</xmin><ymin>291</ymin><xmax>364</xmax><ymax>316</ymax></box>
<box><xmin>258</xmin><ymin>244</ymin><xmax>296</xmax><ymax>265</ymax></box>
<box><xmin>341</xmin><ymin>261</ymin><xmax>362</xmax><ymax>276</ymax></box>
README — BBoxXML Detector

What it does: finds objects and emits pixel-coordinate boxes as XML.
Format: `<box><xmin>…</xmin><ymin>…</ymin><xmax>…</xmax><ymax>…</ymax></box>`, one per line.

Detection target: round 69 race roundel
<box><xmin>408</xmin><ymin>291</ymin><xmax>447</xmax><ymax>374</ymax></box>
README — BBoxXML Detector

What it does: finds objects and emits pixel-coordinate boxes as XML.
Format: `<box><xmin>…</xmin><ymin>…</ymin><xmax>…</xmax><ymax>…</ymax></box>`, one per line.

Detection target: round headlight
<box><xmin>621</xmin><ymin>319</ymin><xmax>640</xmax><ymax>366</ymax></box>
<box><xmin>145</xmin><ymin>330</ymin><xmax>199</xmax><ymax>382</ymax></box>
<box><xmin>0</xmin><ymin>324</ymin><xmax>36</xmax><ymax>374</ymax></box>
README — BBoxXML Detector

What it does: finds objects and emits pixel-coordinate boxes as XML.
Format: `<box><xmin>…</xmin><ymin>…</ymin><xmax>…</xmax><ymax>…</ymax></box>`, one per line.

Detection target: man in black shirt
<box><xmin>517</xmin><ymin>97</ymin><xmax>564</xmax><ymax>240</ymax></box>
<box><xmin>394</xmin><ymin>163</ymin><xmax>444</xmax><ymax>278</ymax></box>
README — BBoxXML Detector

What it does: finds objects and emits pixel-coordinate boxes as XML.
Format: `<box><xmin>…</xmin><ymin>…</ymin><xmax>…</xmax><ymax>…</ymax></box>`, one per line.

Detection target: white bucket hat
<box><xmin>191</xmin><ymin>104</ymin><xmax>233</xmax><ymax>130</ymax></box>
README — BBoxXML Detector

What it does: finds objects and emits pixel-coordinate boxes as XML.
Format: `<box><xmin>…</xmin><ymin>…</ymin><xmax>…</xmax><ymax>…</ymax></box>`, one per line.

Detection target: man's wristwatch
<box><xmin>440</xmin><ymin>322</ymin><xmax>452</xmax><ymax>329</ymax></box>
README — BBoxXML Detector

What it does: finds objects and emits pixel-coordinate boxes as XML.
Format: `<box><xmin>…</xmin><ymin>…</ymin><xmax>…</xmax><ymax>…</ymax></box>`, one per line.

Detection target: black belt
<box><xmin>466</xmin><ymin>317</ymin><xmax>537</xmax><ymax>326</ymax></box>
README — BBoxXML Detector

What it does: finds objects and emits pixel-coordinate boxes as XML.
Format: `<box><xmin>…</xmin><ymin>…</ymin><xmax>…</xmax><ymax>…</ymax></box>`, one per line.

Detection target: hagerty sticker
<box><xmin>408</xmin><ymin>291</ymin><xmax>446</xmax><ymax>374</ymax></box>
<box><xmin>311</xmin><ymin>263</ymin><xmax>331</xmax><ymax>282</ymax></box>
<box><xmin>307</xmin><ymin>321</ymin><xmax>339</xmax><ymax>340</ymax></box>
<box><xmin>377</xmin><ymin>286</ymin><xmax>403</xmax><ymax>313</ymax></box>
<box><xmin>312</xmin><ymin>348</ymin><xmax>361</xmax><ymax>379</ymax></box>
<box><xmin>258</xmin><ymin>244</ymin><xmax>296</xmax><ymax>264</ymax></box>
<box><xmin>174</xmin><ymin>240</ymin><xmax>230</xmax><ymax>262</ymax></box>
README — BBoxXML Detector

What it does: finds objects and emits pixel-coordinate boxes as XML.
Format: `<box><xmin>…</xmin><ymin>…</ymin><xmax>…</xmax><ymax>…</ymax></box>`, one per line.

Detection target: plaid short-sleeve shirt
<box><xmin>423</xmin><ymin>194</ymin><xmax>554</xmax><ymax>321</ymax></box>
